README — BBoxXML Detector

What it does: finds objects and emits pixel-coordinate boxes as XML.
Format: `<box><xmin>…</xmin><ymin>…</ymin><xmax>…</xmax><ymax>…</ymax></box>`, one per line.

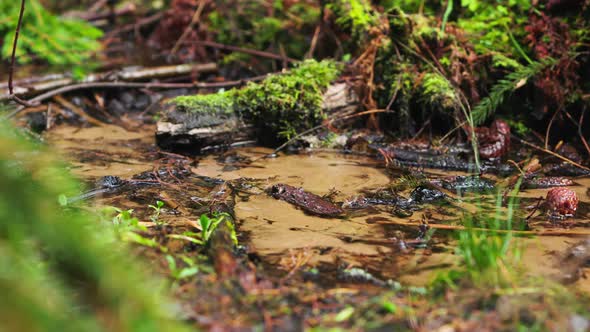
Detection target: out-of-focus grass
<box><xmin>0</xmin><ymin>122</ymin><xmax>189</xmax><ymax>332</ymax></box>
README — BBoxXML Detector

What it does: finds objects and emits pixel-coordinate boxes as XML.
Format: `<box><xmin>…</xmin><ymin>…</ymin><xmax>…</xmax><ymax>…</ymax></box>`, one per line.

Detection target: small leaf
<box><xmin>58</xmin><ymin>194</ymin><xmax>68</xmax><ymax>206</ymax></box>
<box><xmin>199</xmin><ymin>215</ymin><xmax>211</xmax><ymax>233</ymax></box>
<box><xmin>382</xmin><ymin>301</ymin><xmax>397</xmax><ymax>314</ymax></box>
<box><xmin>335</xmin><ymin>306</ymin><xmax>354</xmax><ymax>322</ymax></box>
<box><xmin>177</xmin><ymin>267</ymin><xmax>199</xmax><ymax>279</ymax></box>
<box><xmin>165</xmin><ymin>255</ymin><xmax>177</xmax><ymax>272</ymax></box>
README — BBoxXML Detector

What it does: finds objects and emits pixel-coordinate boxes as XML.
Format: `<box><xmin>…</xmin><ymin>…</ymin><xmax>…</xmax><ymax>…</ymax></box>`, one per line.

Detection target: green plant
<box><xmin>199</xmin><ymin>212</ymin><xmax>236</xmax><ymax>245</ymax></box>
<box><xmin>105</xmin><ymin>207</ymin><xmax>167</xmax><ymax>252</ymax></box>
<box><xmin>167</xmin><ymin>231</ymin><xmax>204</xmax><ymax>245</ymax></box>
<box><xmin>419</xmin><ymin>72</ymin><xmax>459</xmax><ymax>110</ymax></box>
<box><xmin>165</xmin><ymin>254</ymin><xmax>199</xmax><ymax>282</ymax></box>
<box><xmin>440</xmin><ymin>180</ymin><xmax>524</xmax><ymax>289</ymax></box>
<box><xmin>457</xmin><ymin>0</ymin><xmax>532</xmax><ymax>61</ymax></box>
<box><xmin>328</xmin><ymin>0</ymin><xmax>381</xmax><ymax>44</ymax></box>
<box><xmin>0</xmin><ymin>121</ymin><xmax>188</xmax><ymax>331</ymax></box>
<box><xmin>0</xmin><ymin>0</ymin><xmax>103</xmax><ymax>76</ymax></box>
<box><xmin>472</xmin><ymin>58</ymin><xmax>556</xmax><ymax>125</ymax></box>
<box><xmin>206</xmin><ymin>1</ymin><xmax>320</xmax><ymax>63</ymax></box>
<box><xmin>149</xmin><ymin>200</ymin><xmax>166</xmax><ymax>226</ymax></box>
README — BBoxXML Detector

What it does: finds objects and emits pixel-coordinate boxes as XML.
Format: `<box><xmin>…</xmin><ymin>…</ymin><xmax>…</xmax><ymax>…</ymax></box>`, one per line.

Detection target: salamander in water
<box><xmin>269</xmin><ymin>184</ymin><xmax>344</xmax><ymax>217</ymax></box>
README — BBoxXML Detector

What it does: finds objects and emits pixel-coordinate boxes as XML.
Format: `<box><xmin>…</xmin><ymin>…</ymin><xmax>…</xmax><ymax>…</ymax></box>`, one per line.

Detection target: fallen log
<box><xmin>156</xmin><ymin>79</ymin><xmax>360</xmax><ymax>153</ymax></box>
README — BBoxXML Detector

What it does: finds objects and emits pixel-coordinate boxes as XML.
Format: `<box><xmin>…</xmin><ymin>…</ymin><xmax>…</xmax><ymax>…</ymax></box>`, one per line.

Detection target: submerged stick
<box><xmin>376</xmin><ymin>220</ymin><xmax>590</xmax><ymax>237</ymax></box>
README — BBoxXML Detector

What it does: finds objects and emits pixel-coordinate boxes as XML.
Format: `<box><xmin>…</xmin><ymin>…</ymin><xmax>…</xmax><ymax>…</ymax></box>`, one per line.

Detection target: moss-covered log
<box><xmin>156</xmin><ymin>60</ymin><xmax>359</xmax><ymax>152</ymax></box>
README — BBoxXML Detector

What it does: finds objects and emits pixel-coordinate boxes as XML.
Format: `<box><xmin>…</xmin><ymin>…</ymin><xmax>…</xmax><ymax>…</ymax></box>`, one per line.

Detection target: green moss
<box><xmin>419</xmin><ymin>72</ymin><xmax>458</xmax><ymax>111</ymax></box>
<box><xmin>173</xmin><ymin>90</ymin><xmax>235</xmax><ymax>115</ymax></box>
<box><xmin>171</xmin><ymin>59</ymin><xmax>341</xmax><ymax>141</ymax></box>
<box><xmin>238</xmin><ymin>59</ymin><xmax>341</xmax><ymax>140</ymax></box>
<box><xmin>327</xmin><ymin>0</ymin><xmax>381</xmax><ymax>45</ymax></box>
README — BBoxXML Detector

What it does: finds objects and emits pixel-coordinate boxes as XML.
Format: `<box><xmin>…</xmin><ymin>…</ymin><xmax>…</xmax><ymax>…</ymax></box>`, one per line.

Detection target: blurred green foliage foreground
<box><xmin>0</xmin><ymin>123</ymin><xmax>188</xmax><ymax>332</ymax></box>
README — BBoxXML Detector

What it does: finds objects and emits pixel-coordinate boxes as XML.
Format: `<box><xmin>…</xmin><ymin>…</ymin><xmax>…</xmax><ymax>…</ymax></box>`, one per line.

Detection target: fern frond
<box><xmin>472</xmin><ymin>58</ymin><xmax>556</xmax><ymax>125</ymax></box>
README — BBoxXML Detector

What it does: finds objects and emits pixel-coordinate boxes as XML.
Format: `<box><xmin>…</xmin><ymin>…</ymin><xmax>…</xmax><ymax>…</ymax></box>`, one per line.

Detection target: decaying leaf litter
<box><xmin>3</xmin><ymin>0</ymin><xmax>590</xmax><ymax>330</ymax></box>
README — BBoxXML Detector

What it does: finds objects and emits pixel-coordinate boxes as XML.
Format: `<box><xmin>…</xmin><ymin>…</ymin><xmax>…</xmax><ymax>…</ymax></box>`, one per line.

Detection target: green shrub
<box><xmin>0</xmin><ymin>0</ymin><xmax>102</xmax><ymax>73</ymax></box>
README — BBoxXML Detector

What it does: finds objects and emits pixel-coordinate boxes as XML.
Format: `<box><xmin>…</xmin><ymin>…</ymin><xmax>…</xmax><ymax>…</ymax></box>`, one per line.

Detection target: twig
<box><xmin>544</xmin><ymin>107</ymin><xmax>561</xmax><ymax>150</ymax></box>
<box><xmin>439</xmin><ymin>120</ymin><xmax>467</xmax><ymax>144</ymax></box>
<box><xmin>185</xmin><ymin>40</ymin><xmax>297</xmax><ymax>63</ymax></box>
<box><xmin>4</xmin><ymin>75</ymin><xmax>269</xmax><ymax>119</ymax></box>
<box><xmin>7</xmin><ymin>0</ymin><xmax>38</xmax><ymax>108</ymax></box>
<box><xmin>3</xmin><ymin>63</ymin><xmax>218</xmax><ymax>99</ymax></box>
<box><xmin>306</xmin><ymin>25</ymin><xmax>321</xmax><ymax>59</ymax></box>
<box><xmin>385</xmin><ymin>77</ymin><xmax>401</xmax><ymax>111</ymax></box>
<box><xmin>579</xmin><ymin>109</ymin><xmax>590</xmax><ymax>157</ymax></box>
<box><xmin>563</xmin><ymin>109</ymin><xmax>590</xmax><ymax>158</ymax></box>
<box><xmin>53</xmin><ymin>95</ymin><xmax>105</xmax><ymax>127</ymax></box>
<box><xmin>105</xmin><ymin>12</ymin><xmax>163</xmax><ymax>37</ymax></box>
<box><xmin>513</xmin><ymin>135</ymin><xmax>590</xmax><ymax>172</ymax></box>
<box><xmin>263</xmin><ymin>109</ymin><xmax>394</xmax><ymax>159</ymax></box>
<box><xmin>376</xmin><ymin>220</ymin><xmax>590</xmax><ymax>237</ymax></box>
<box><xmin>169</xmin><ymin>0</ymin><xmax>207</xmax><ymax>56</ymax></box>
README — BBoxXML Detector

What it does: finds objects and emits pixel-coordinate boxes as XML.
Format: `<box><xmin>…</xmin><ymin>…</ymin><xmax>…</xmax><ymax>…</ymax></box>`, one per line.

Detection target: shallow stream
<box><xmin>46</xmin><ymin>123</ymin><xmax>590</xmax><ymax>292</ymax></box>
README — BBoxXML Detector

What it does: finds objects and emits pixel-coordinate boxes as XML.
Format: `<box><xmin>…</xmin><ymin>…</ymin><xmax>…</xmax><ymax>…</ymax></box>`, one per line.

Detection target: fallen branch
<box><xmin>2</xmin><ymin>62</ymin><xmax>218</xmax><ymax>100</ymax></box>
<box><xmin>4</xmin><ymin>74</ymin><xmax>268</xmax><ymax>119</ymax></box>
<box><xmin>185</xmin><ymin>40</ymin><xmax>297</xmax><ymax>63</ymax></box>
<box><xmin>156</xmin><ymin>81</ymin><xmax>361</xmax><ymax>153</ymax></box>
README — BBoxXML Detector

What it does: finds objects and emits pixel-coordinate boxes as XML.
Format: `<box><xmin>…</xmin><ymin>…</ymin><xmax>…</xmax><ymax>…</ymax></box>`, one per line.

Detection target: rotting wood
<box><xmin>156</xmin><ymin>82</ymin><xmax>360</xmax><ymax>153</ymax></box>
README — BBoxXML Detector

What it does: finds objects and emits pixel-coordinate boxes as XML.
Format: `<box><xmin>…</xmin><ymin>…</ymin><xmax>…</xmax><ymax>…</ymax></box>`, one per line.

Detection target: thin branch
<box><xmin>7</xmin><ymin>0</ymin><xmax>38</xmax><ymax>108</ymax></box>
<box><xmin>513</xmin><ymin>136</ymin><xmax>590</xmax><ymax>172</ymax></box>
<box><xmin>169</xmin><ymin>0</ymin><xmax>207</xmax><ymax>57</ymax></box>
<box><xmin>262</xmin><ymin>109</ymin><xmax>395</xmax><ymax>159</ymax></box>
<box><xmin>4</xmin><ymin>75</ymin><xmax>269</xmax><ymax>119</ymax></box>
<box><xmin>376</xmin><ymin>219</ymin><xmax>590</xmax><ymax>237</ymax></box>
<box><xmin>563</xmin><ymin>109</ymin><xmax>590</xmax><ymax>158</ymax></box>
<box><xmin>579</xmin><ymin>109</ymin><xmax>590</xmax><ymax>157</ymax></box>
<box><xmin>305</xmin><ymin>25</ymin><xmax>321</xmax><ymax>59</ymax></box>
<box><xmin>185</xmin><ymin>40</ymin><xmax>298</xmax><ymax>63</ymax></box>
<box><xmin>544</xmin><ymin>107</ymin><xmax>561</xmax><ymax>150</ymax></box>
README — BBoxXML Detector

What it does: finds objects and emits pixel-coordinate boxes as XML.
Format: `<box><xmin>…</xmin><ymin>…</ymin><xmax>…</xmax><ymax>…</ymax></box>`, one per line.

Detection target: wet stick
<box><xmin>376</xmin><ymin>220</ymin><xmax>590</xmax><ymax>237</ymax></box>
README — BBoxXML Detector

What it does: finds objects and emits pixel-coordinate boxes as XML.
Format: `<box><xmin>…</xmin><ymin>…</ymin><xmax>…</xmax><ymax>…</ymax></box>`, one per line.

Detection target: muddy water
<box><xmin>196</xmin><ymin>149</ymin><xmax>590</xmax><ymax>289</ymax></box>
<box><xmin>46</xmin><ymin>124</ymin><xmax>590</xmax><ymax>291</ymax></box>
<box><xmin>45</xmin><ymin>124</ymin><xmax>156</xmax><ymax>179</ymax></box>
<box><xmin>197</xmin><ymin>149</ymin><xmax>401</xmax><ymax>270</ymax></box>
